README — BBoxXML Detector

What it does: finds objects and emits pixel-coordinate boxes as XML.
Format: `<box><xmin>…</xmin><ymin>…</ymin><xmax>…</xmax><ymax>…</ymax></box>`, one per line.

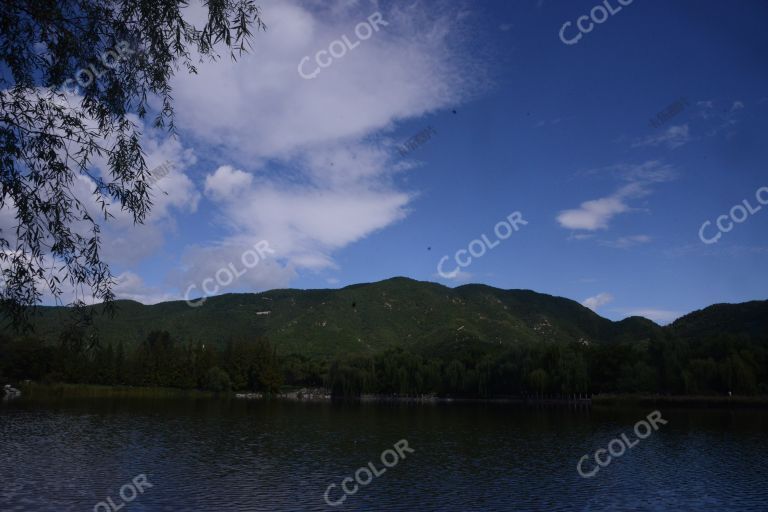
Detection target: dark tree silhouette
<box><xmin>0</xmin><ymin>0</ymin><xmax>266</xmax><ymax>327</ymax></box>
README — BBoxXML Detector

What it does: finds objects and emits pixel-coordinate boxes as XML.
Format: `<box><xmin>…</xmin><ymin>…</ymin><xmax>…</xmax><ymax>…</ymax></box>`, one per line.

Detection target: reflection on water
<box><xmin>1</xmin><ymin>397</ymin><xmax>767</xmax><ymax>511</ymax></box>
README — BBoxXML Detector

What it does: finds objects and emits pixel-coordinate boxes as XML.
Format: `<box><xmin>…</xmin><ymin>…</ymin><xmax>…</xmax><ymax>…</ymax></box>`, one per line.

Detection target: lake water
<box><xmin>1</xmin><ymin>397</ymin><xmax>767</xmax><ymax>511</ymax></box>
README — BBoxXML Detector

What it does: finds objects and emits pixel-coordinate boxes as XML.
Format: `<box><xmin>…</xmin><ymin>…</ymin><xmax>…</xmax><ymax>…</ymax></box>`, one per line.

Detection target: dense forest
<box><xmin>4</xmin><ymin>280</ymin><xmax>766</xmax><ymax>397</ymax></box>
<box><xmin>1</xmin><ymin>325</ymin><xmax>765</xmax><ymax>397</ymax></box>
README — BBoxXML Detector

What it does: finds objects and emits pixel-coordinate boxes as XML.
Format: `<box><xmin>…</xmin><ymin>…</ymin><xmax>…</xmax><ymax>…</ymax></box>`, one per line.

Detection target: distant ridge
<box><xmin>16</xmin><ymin>277</ymin><xmax>768</xmax><ymax>358</ymax></box>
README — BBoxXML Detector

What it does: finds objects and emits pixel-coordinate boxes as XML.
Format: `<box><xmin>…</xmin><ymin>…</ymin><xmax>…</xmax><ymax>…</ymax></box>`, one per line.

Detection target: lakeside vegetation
<box><xmin>2</xmin><ymin>324</ymin><xmax>766</xmax><ymax>399</ymax></box>
<box><xmin>3</xmin><ymin>280</ymin><xmax>766</xmax><ymax>401</ymax></box>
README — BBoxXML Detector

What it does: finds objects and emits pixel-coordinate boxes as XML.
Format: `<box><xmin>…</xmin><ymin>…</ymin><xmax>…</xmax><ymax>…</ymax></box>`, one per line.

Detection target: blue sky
<box><xmin>78</xmin><ymin>0</ymin><xmax>767</xmax><ymax>324</ymax></box>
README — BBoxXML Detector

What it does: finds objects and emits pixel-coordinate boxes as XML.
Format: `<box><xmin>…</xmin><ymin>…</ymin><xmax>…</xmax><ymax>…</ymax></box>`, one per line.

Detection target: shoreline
<box><xmin>7</xmin><ymin>383</ymin><xmax>768</xmax><ymax>408</ymax></box>
<box><xmin>591</xmin><ymin>393</ymin><xmax>768</xmax><ymax>407</ymax></box>
<box><xmin>11</xmin><ymin>382</ymin><xmax>216</xmax><ymax>400</ymax></box>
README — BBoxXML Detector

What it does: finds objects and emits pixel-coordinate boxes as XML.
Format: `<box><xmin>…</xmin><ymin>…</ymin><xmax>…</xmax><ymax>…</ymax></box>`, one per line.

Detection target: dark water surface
<box><xmin>1</xmin><ymin>397</ymin><xmax>767</xmax><ymax>511</ymax></box>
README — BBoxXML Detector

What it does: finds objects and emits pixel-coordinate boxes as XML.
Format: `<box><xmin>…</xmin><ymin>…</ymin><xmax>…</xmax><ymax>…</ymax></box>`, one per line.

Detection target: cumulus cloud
<box><xmin>4</xmin><ymin>1</ymin><xmax>487</xmax><ymax>302</ymax></box>
<box><xmin>204</xmin><ymin>165</ymin><xmax>254</xmax><ymax>201</ymax></box>
<box><xmin>558</xmin><ymin>161</ymin><xmax>676</xmax><ymax>232</ymax></box>
<box><xmin>172</xmin><ymin>0</ymin><xmax>481</xmax><ymax>162</ymax></box>
<box><xmin>557</xmin><ymin>193</ymin><xmax>631</xmax><ymax>231</ymax></box>
<box><xmin>195</xmin><ymin>167</ymin><xmax>412</xmax><ymax>276</ymax></box>
<box><xmin>166</xmin><ymin>0</ymin><xmax>482</xmax><ymax>293</ymax></box>
<box><xmin>582</xmin><ymin>292</ymin><xmax>614</xmax><ymax>311</ymax></box>
<box><xmin>177</xmin><ymin>240</ymin><xmax>298</xmax><ymax>300</ymax></box>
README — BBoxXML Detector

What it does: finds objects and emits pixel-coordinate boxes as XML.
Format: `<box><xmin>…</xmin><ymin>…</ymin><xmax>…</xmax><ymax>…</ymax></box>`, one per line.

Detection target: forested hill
<box><xmin>669</xmin><ymin>301</ymin><xmax>768</xmax><ymax>342</ymax></box>
<box><xmin>11</xmin><ymin>277</ymin><xmax>766</xmax><ymax>358</ymax></box>
<box><xmin>8</xmin><ymin>277</ymin><xmax>666</xmax><ymax>357</ymax></box>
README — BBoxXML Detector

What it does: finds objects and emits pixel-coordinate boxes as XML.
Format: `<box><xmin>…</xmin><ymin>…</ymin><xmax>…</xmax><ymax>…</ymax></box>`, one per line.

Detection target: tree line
<box><xmin>1</xmin><ymin>328</ymin><xmax>766</xmax><ymax>397</ymax></box>
<box><xmin>323</xmin><ymin>333</ymin><xmax>767</xmax><ymax>397</ymax></box>
<box><xmin>0</xmin><ymin>328</ymin><xmax>283</xmax><ymax>393</ymax></box>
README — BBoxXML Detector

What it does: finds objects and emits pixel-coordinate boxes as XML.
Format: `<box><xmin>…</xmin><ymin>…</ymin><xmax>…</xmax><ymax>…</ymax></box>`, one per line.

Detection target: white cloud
<box><xmin>177</xmin><ymin>240</ymin><xmax>298</xmax><ymax>297</ymax></box>
<box><xmin>172</xmin><ymin>1</ymin><xmax>481</xmax><ymax>163</ymax></box>
<box><xmin>204</xmin><ymin>165</ymin><xmax>254</xmax><ymax>201</ymax></box>
<box><xmin>3</xmin><ymin>1</ymin><xmax>486</xmax><ymax>303</ymax></box>
<box><xmin>602</xmin><ymin>234</ymin><xmax>652</xmax><ymax>249</ymax></box>
<box><xmin>582</xmin><ymin>292</ymin><xmax>614</xmax><ymax>311</ymax></box>
<box><xmin>1</xmin><ymin>87</ymin><xmax>201</xmax><ymax>268</ymax></box>
<box><xmin>558</xmin><ymin>161</ymin><xmax>676</xmax><ymax>232</ymax></box>
<box><xmin>0</xmin><ymin>99</ymin><xmax>202</xmax><ymax>305</ymax></box>
<box><xmin>633</xmin><ymin>124</ymin><xmax>691</xmax><ymax>149</ymax></box>
<box><xmin>557</xmin><ymin>194</ymin><xmax>630</xmax><ymax>231</ymax></box>
<box><xmin>0</xmin><ymin>250</ymin><xmax>175</xmax><ymax>306</ymax></box>
<box><xmin>557</xmin><ymin>181</ymin><xmax>649</xmax><ymax>231</ymax></box>
<box><xmin>195</xmin><ymin>167</ymin><xmax>412</xmax><ymax>272</ymax></box>
<box><xmin>165</xmin><ymin>0</ymin><xmax>481</xmax><ymax>294</ymax></box>
<box><xmin>86</xmin><ymin>128</ymin><xmax>201</xmax><ymax>267</ymax></box>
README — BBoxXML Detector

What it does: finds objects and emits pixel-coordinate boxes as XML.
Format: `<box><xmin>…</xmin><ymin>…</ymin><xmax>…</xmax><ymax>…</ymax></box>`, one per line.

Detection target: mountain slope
<box><xmin>669</xmin><ymin>301</ymin><xmax>768</xmax><ymax>344</ymax></box>
<box><xmin>16</xmin><ymin>277</ymin><xmax>670</xmax><ymax>358</ymax></box>
<box><xmin>24</xmin><ymin>279</ymin><xmax>768</xmax><ymax>357</ymax></box>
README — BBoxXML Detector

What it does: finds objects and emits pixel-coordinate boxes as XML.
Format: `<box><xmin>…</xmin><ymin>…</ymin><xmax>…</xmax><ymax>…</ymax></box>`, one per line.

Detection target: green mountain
<box><xmin>16</xmin><ymin>277</ymin><xmax>766</xmax><ymax>358</ymax></box>
<box><xmin>669</xmin><ymin>301</ymin><xmax>768</xmax><ymax>342</ymax></box>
